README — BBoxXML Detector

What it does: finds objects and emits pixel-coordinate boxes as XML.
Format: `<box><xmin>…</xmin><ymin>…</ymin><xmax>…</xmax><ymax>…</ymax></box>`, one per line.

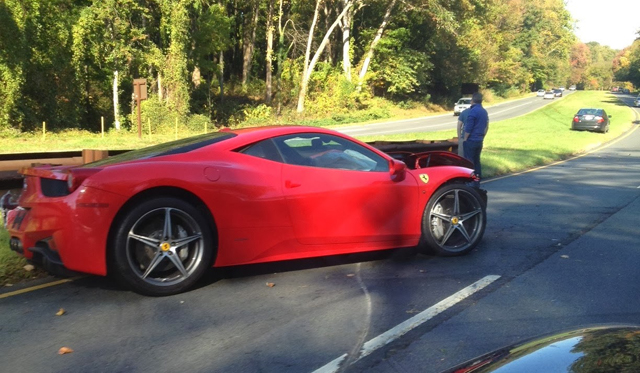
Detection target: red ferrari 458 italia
<box><xmin>5</xmin><ymin>126</ymin><xmax>486</xmax><ymax>295</ymax></box>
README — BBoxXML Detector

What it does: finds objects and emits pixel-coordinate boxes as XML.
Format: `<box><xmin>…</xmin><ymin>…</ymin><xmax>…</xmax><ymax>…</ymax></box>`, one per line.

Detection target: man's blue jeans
<box><xmin>463</xmin><ymin>140</ymin><xmax>483</xmax><ymax>184</ymax></box>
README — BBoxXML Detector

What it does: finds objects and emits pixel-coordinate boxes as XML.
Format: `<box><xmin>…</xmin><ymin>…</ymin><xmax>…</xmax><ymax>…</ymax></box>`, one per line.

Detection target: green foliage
<box><xmin>191</xmin><ymin>4</ymin><xmax>232</xmax><ymax>78</ymax></box>
<box><xmin>1</xmin><ymin>0</ymin><xmax>83</xmax><ymax>131</ymax></box>
<box><xmin>364</xmin><ymin>28</ymin><xmax>432</xmax><ymax>98</ymax></box>
<box><xmin>243</xmin><ymin>104</ymin><xmax>272</xmax><ymax>122</ymax></box>
<box><xmin>614</xmin><ymin>40</ymin><xmax>640</xmax><ymax>88</ymax></box>
<box><xmin>581</xmin><ymin>42</ymin><xmax>617</xmax><ymax>89</ymax></box>
<box><xmin>186</xmin><ymin>114</ymin><xmax>214</xmax><ymax>133</ymax></box>
<box><xmin>301</xmin><ymin>63</ymin><xmax>375</xmax><ymax>116</ymax></box>
<box><xmin>0</xmin><ymin>0</ymin><xmax>626</xmax><ymax>134</ymax></box>
<box><xmin>135</xmin><ymin>95</ymin><xmax>214</xmax><ymax>135</ymax></box>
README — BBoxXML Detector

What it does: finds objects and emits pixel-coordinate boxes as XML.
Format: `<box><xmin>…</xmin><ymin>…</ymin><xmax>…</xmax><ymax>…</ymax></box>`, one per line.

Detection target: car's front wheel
<box><xmin>111</xmin><ymin>197</ymin><xmax>214</xmax><ymax>296</ymax></box>
<box><xmin>418</xmin><ymin>183</ymin><xmax>486</xmax><ymax>256</ymax></box>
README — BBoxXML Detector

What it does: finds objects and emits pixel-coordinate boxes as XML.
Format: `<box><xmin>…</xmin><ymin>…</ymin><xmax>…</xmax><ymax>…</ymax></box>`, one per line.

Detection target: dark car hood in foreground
<box><xmin>444</xmin><ymin>326</ymin><xmax>640</xmax><ymax>373</ymax></box>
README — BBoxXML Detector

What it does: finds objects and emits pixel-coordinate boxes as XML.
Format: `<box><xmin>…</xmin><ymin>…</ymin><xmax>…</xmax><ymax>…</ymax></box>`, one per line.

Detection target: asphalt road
<box><xmin>338</xmin><ymin>91</ymin><xmax>573</xmax><ymax>137</ymax></box>
<box><xmin>1</xmin><ymin>92</ymin><xmax>638</xmax><ymax>373</ymax></box>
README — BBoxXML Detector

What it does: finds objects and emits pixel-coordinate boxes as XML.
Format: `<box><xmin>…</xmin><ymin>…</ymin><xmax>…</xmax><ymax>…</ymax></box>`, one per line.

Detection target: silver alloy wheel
<box><xmin>126</xmin><ymin>207</ymin><xmax>204</xmax><ymax>287</ymax></box>
<box><xmin>428</xmin><ymin>188</ymin><xmax>484</xmax><ymax>253</ymax></box>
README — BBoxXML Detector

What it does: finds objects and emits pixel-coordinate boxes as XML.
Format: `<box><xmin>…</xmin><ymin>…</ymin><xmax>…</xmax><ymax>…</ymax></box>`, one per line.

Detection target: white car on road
<box><xmin>635</xmin><ymin>96</ymin><xmax>640</xmax><ymax>107</ymax></box>
<box><xmin>454</xmin><ymin>98</ymin><xmax>472</xmax><ymax>116</ymax></box>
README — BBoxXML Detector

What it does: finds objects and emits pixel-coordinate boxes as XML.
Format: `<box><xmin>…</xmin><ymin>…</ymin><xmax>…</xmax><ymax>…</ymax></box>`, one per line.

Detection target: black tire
<box><xmin>111</xmin><ymin>197</ymin><xmax>214</xmax><ymax>296</ymax></box>
<box><xmin>418</xmin><ymin>183</ymin><xmax>486</xmax><ymax>256</ymax></box>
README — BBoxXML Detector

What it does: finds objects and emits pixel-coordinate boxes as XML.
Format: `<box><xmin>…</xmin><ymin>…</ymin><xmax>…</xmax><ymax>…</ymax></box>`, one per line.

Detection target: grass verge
<box><xmin>0</xmin><ymin>90</ymin><xmax>634</xmax><ymax>286</ymax></box>
<box><xmin>0</xmin><ymin>221</ymin><xmax>47</xmax><ymax>286</ymax></box>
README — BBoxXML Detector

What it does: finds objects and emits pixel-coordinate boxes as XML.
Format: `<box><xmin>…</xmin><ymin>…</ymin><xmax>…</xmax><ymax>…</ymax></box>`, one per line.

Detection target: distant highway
<box><xmin>338</xmin><ymin>91</ymin><xmax>574</xmax><ymax>137</ymax></box>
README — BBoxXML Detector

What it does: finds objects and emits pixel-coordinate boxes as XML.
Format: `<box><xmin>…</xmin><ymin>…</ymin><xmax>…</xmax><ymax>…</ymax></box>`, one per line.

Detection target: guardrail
<box><xmin>0</xmin><ymin>149</ymin><xmax>129</xmax><ymax>190</ymax></box>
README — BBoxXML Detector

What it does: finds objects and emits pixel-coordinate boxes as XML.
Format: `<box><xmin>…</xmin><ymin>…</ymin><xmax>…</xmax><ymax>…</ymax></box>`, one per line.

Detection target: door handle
<box><xmin>285</xmin><ymin>180</ymin><xmax>301</xmax><ymax>188</ymax></box>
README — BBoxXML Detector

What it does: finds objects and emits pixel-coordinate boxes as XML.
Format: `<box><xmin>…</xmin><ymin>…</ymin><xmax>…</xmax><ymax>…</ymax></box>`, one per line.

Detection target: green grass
<box><xmin>0</xmin><ymin>128</ymin><xmax>201</xmax><ymax>154</ymax></box>
<box><xmin>0</xmin><ymin>222</ymin><xmax>46</xmax><ymax>286</ymax></box>
<box><xmin>0</xmin><ymin>90</ymin><xmax>634</xmax><ymax>286</ymax></box>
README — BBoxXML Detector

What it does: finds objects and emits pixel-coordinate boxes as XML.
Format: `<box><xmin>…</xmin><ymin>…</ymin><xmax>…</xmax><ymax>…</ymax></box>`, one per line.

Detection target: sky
<box><xmin>565</xmin><ymin>0</ymin><xmax>640</xmax><ymax>50</ymax></box>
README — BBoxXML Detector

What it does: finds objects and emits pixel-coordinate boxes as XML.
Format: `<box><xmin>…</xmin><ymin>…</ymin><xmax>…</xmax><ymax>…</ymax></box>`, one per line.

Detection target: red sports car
<box><xmin>5</xmin><ymin>126</ymin><xmax>486</xmax><ymax>295</ymax></box>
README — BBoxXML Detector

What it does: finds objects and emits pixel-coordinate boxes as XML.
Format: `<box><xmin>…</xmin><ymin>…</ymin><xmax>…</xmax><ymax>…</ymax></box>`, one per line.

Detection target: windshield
<box><xmin>457</xmin><ymin>99</ymin><xmax>471</xmax><ymax>105</ymax></box>
<box><xmin>83</xmin><ymin>132</ymin><xmax>236</xmax><ymax>167</ymax></box>
<box><xmin>577</xmin><ymin>109</ymin><xmax>602</xmax><ymax>116</ymax></box>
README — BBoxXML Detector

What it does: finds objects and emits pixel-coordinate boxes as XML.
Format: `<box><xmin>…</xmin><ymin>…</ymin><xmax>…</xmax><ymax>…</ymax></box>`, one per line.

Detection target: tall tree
<box><xmin>570</xmin><ymin>42</ymin><xmax>591</xmax><ymax>87</ymax></box>
<box><xmin>265</xmin><ymin>0</ymin><xmax>275</xmax><ymax>103</ymax></box>
<box><xmin>297</xmin><ymin>0</ymin><xmax>353</xmax><ymax>112</ymax></box>
<box><xmin>191</xmin><ymin>2</ymin><xmax>232</xmax><ymax>113</ymax></box>
<box><xmin>241</xmin><ymin>0</ymin><xmax>260</xmax><ymax>88</ymax></box>
<box><xmin>160</xmin><ymin>0</ymin><xmax>191</xmax><ymax>116</ymax></box>
<box><xmin>356</xmin><ymin>0</ymin><xmax>397</xmax><ymax>90</ymax></box>
<box><xmin>339</xmin><ymin>0</ymin><xmax>357</xmax><ymax>81</ymax></box>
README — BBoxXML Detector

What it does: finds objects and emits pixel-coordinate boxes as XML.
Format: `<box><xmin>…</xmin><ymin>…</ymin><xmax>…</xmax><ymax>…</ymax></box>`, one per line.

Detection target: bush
<box><xmin>0</xmin><ymin>126</ymin><xmax>24</xmax><ymax>139</ymax></box>
<box><xmin>134</xmin><ymin>95</ymin><xmax>215</xmax><ymax>136</ymax></box>
<box><xmin>501</xmin><ymin>87</ymin><xmax>522</xmax><ymax>99</ymax></box>
<box><xmin>244</xmin><ymin>104</ymin><xmax>272</xmax><ymax>121</ymax></box>
<box><xmin>186</xmin><ymin>114</ymin><xmax>214</xmax><ymax>133</ymax></box>
<box><xmin>479</xmin><ymin>89</ymin><xmax>496</xmax><ymax>104</ymax></box>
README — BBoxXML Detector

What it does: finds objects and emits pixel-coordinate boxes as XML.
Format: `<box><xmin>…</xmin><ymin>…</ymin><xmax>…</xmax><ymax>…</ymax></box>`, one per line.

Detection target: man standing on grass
<box><xmin>463</xmin><ymin>92</ymin><xmax>489</xmax><ymax>188</ymax></box>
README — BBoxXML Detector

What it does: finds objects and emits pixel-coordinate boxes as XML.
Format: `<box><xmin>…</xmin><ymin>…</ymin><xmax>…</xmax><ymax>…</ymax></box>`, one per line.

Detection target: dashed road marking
<box><xmin>312</xmin><ymin>275</ymin><xmax>501</xmax><ymax>373</ymax></box>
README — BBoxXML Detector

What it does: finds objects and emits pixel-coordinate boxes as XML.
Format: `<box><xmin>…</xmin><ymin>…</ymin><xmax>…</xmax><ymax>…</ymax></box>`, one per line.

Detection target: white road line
<box><xmin>489</xmin><ymin>100</ymin><xmax>537</xmax><ymax>116</ymax></box>
<box><xmin>312</xmin><ymin>274</ymin><xmax>501</xmax><ymax>373</ymax></box>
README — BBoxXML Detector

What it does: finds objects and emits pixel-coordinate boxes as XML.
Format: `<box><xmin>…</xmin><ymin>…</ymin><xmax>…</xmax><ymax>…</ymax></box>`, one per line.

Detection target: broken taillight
<box><xmin>66</xmin><ymin>168</ymin><xmax>101</xmax><ymax>192</ymax></box>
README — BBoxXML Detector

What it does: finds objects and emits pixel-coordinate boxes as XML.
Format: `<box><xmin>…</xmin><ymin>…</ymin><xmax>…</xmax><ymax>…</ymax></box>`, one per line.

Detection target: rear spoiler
<box><xmin>19</xmin><ymin>166</ymin><xmax>70</xmax><ymax>181</ymax></box>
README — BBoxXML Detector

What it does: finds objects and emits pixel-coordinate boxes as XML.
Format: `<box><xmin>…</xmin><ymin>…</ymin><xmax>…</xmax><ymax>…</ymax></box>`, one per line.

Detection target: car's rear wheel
<box><xmin>418</xmin><ymin>183</ymin><xmax>486</xmax><ymax>256</ymax></box>
<box><xmin>111</xmin><ymin>197</ymin><xmax>214</xmax><ymax>296</ymax></box>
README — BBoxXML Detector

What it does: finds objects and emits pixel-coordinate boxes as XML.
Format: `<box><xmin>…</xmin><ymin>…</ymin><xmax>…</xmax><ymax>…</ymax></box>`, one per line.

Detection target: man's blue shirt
<box><xmin>458</xmin><ymin>108</ymin><xmax>470</xmax><ymax>127</ymax></box>
<box><xmin>464</xmin><ymin>103</ymin><xmax>488</xmax><ymax>142</ymax></box>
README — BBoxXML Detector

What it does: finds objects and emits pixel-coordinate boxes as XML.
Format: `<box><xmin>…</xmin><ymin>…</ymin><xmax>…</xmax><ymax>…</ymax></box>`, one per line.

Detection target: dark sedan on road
<box><xmin>571</xmin><ymin>108</ymin><xmax>610</xmax><ymax>133</ymax></box>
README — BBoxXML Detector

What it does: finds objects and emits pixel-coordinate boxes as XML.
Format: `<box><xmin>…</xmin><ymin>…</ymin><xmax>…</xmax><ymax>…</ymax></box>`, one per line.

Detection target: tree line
<box><xmin>614</xmin><ymin>37</ymin><xmax>640</xmax><ymax>88</ymax></box>
<box><xmin>0</xmin><ymin>0</ymin><xmax>629</xmax><ymax>133</ymax></box>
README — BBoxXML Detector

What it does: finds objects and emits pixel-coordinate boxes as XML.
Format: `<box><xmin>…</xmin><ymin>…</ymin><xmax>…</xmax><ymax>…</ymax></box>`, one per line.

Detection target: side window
<box><xmin>273</xmin><ymin>133</ymin><xmax>388</xmax><ymax>172</ymax></box>
<box><xmin>238</xmin><ymin>139</ymin><xmax>283</xmax><ymax>163</ymax></box>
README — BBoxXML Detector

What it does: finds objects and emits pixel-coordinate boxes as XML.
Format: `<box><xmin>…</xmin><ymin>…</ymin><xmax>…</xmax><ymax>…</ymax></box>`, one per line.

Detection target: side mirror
<box><xmin>608</xmin><ymin>115</ymin><xmax>613</xmax><ymax>118</ymax></box>
<box><xmin>390</xmin><ymin>159</ymin><xmax>407</xmax><ymax>182</ymax></box>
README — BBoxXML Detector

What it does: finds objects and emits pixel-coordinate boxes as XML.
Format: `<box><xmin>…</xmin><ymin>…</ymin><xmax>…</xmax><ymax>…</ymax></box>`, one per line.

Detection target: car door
<box><xmin>274</xmin><ymin>133</ymin><xmax>419</xmax><ymax>247</ymax></box>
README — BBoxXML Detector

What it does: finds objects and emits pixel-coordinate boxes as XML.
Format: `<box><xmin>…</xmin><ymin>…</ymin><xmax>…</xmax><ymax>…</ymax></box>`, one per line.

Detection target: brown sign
<box><xmin>133</xmin><ymin>79</ymin><xmax>147</xmax><ymax>100</ymax></box>
<box><xmin>133</xmin><ymin>79</ymin><xmax>147</xmax><ymax>138</ymax></box>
